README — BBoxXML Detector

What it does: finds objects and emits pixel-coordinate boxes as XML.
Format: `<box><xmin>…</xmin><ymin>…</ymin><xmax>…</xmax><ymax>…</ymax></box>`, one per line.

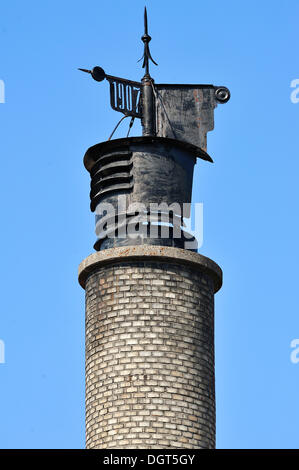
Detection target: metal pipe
<box><xmin>141</xmin><ymin>77</ymin><xmax>155</xmax><ymax>136</ymax></box>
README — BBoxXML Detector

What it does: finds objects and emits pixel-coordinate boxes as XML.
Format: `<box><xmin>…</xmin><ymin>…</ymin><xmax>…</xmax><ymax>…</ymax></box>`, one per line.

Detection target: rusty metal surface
<box><xmin>84</xmin><ymin>136</ymin><xmax>212</xmax><ymax>171</ymax></box>
<box><xmin>84</xmin><ymin>138</ymin><xmax>200</xmax><ymax>250</ymax></box>
<box><xmin>155</xmin><ymin>84</ymin><xmax>229</xmax><ymax>151</ymax></box>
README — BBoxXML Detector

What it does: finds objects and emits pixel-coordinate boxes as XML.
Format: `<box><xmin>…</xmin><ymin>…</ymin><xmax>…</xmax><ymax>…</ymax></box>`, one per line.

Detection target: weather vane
<box><xmin>79</xmin><ymin>7</ymin><xmax>230</xmax><ymax>153</ymax></box>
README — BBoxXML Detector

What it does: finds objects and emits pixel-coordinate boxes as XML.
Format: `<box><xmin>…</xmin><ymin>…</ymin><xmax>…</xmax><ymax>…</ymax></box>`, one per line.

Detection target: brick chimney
<box><xmin>78</xmin><ymin>8</ymin><xmax>229</xmax><ymax>449</ymax></box>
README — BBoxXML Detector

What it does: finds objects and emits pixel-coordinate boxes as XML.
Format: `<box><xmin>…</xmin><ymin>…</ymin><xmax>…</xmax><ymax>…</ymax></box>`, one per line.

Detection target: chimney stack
<box><xmin>78</xmin><ymin>8</ymin><xmax>229</xmax><ymax>449</ymax></box>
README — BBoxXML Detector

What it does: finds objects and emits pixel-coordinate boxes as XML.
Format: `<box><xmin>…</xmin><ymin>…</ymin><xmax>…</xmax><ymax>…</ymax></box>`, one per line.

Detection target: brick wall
<box><xmin>83</xmin><ymin>255</ymin><xmax>218</xmax><ymax>449</ymax></box>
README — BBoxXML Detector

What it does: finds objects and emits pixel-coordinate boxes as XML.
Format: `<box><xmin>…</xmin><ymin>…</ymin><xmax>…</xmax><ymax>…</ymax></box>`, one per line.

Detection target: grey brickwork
<box><xmin>79</xmin><ymin>246</ymin><xmax>222</xmax><ymax>449</ymax></box>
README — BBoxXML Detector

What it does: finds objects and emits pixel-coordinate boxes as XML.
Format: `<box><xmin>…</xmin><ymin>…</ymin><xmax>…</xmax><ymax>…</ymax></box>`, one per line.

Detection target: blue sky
<box><xmin>0</xmin><ymin>0</ymin><xmax>299</xmax><ymax>448</ymax></box>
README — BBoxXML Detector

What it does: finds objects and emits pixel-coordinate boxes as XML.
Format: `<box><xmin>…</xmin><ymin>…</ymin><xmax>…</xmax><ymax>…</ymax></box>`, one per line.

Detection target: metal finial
<box><xmin>138</xmin><ymin>7</ymin><xmax>158</xmax><ymax>78</ymax></box>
